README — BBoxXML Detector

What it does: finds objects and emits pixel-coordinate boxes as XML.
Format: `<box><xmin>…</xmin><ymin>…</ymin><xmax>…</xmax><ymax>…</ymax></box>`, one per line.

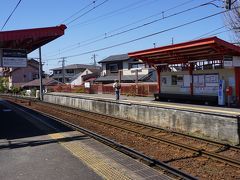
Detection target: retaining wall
<box><xmin>44</xmin><ymin>94</ymin><xmax>240</xmax><ymax>145</ymax></box>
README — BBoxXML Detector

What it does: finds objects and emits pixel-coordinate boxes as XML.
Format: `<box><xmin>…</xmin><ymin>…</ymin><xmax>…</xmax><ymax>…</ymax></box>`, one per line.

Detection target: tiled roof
<box><xmin>98</xmin><ymin>54</ymin><xmax>131</xmax><ymax>63</ymax></box>
<box><xmin>51</xmin><ymin>64</ymin><xmax>101</xmax><ymax>71</ymax></box>
<box><xmin>21</xmin><ymin>78</ymin><xmax>63</xmax><ymax>87</ymax></box>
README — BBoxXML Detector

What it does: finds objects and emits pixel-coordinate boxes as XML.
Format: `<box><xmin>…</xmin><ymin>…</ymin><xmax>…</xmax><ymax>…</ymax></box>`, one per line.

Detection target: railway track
<box><xmin>3</xmin><ymin>95</ymin><xmax>240</xmax><ymax>179</ymax></box>
<box><xmin>2</xmin><ymin>98</ymin><xmax>197</xmax><ymax>180</ymax></box>
<box><xmin>28</xmin><ymin>100</ymin><xmax>240</xmax><ymax>168</ymax></box>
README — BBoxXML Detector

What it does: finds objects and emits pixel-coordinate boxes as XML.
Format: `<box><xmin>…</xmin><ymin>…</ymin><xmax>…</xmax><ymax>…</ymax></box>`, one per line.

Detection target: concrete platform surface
<box><xmin>49</xmin><ymin>92</ymin><xmax>240</xmax><ymax>116</ymax></box>
<box><xmin>0</xmin><ymin>99</ymin><xmax>171</xmax><ymax>180</ymax></box>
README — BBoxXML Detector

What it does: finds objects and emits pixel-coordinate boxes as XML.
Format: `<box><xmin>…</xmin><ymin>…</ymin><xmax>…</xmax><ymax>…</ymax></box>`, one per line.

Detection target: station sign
<box><xmin>1</xmin><ymin>49</ymin><xmax>27</xmax><ymax>67</ymax></box>
<box><xmin>223</xmin><ymin>56</ymin><xmax>233</xmax><ymax>67</ymax></box>
<box><xmin>224</xmin><ymin>56</ymin><xmax>240</xmax><ymax>67</ymax></box>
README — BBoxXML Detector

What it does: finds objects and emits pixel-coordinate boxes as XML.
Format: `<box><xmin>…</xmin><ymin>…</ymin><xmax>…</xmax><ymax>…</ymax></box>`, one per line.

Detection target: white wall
<box><xmin>70</xmin><ymin>69</ymin><xmax>93</xmax><ymax>86</ymax></box>
<box><xmin>122</xmin><ymin>61</ymin><xmax>150</xmax><ymax>76</ymax></box>
<box><xmin>101</xmin><ymin>64</ymin><xmax>106</xmax><ymax>76</ymax></box>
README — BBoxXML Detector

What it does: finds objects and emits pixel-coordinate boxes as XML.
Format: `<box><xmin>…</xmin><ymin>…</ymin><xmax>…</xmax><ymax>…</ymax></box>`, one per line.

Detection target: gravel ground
<box><xmin>7</xmin><ymin>99</ymin><xmax>240</xmax><ymax>180</ymax></box>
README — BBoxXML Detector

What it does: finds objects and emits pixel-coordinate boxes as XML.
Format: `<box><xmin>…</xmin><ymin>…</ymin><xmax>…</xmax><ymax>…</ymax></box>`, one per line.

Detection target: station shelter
<box><xmin>128</xmin><ymin>37</ymin><xmax>240</xmax><ymax>105</ymax></box>
<box><xmin>0</xmin><ymin>24</ymin><xmax>66</xmax><ymax>54</ymax></box>
<box><xmin>0</xmin><ymin>24</ymin><xmax>67</xmax><ymax>69</ymax></box>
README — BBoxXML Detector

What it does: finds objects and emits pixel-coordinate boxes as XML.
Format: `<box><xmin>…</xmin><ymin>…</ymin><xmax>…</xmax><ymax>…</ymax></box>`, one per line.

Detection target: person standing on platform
<box><xmin>113</xmin><ymin>79</ymin><xmax>121</xmax><ymax>100</ymax></box>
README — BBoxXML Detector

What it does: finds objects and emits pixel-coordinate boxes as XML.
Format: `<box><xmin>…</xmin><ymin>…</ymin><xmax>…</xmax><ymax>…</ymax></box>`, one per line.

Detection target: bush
<box><xmin>11</xmin><ymin>86</ymin><xmax>21</xmax><ymax>94</ymax></box>
<box><xmin>0</xmin><ymin>77</ymin><xmax>8</xmax><ymax>93</ymax></box>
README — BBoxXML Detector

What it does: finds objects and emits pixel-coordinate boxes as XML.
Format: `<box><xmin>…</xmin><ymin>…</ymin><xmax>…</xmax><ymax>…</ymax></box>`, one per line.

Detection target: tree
<box><xmin>224</xmin><ymin>0</ymin><xmax>240</xmax><ymax>43</ymax></box>
<box><xmin>0</xmin><ymin>77</ymin><xmax>8</xmax><ymax>93</ymax></box>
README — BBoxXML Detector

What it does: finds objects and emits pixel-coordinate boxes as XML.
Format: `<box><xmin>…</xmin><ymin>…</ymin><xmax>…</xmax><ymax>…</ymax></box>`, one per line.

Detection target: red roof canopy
<box><xmin>0</xmin><ymin>25</ymin><xmax>67</xmax><ymax>53</ymax></box>
<box><xmin>128</xmin><ymin>37</ymin><xmax>240</xmax><ymax>65</ymax></box>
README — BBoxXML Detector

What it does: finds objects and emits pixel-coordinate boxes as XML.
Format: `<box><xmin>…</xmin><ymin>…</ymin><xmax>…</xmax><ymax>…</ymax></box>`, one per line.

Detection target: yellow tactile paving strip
<box><xmin>49</xmin><ymin>132</ymin><xmax>147</xmax><ymax>180</ymax></box>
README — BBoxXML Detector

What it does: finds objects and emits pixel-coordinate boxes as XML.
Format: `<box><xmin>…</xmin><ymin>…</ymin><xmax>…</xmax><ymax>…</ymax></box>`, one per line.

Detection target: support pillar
<box><xmin>189</xmin><ymin>63</ymin><xmax>194</xmax><ymax>96</ymax></box>
<box><xmin>235</xmin><ymin>67</ymin><xmax>240</xmax><ymax>106</ymax></box>
<box><xmin>38</xmin><ymin>47</ymin><xmax>43</xmax><ymax>101</ymax></box>
<box><xmin>157</xmin><ymin>67</ymin><xmax>161</xmax><ymax>94</ymax></box>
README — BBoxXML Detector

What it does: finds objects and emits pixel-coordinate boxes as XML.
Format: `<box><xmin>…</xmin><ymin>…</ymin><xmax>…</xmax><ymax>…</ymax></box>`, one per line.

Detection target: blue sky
<box><xmin>0</xmin><ymin>0</ymin><xmax>233</xmax><ymax>73</ymax></box>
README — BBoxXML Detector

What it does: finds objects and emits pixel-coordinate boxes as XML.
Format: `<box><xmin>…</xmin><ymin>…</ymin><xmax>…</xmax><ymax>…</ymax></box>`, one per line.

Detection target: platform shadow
<box><xmin>0</xmin><ymin>134</ymin><xmax>90</xmax><ymax>150</ymax></box>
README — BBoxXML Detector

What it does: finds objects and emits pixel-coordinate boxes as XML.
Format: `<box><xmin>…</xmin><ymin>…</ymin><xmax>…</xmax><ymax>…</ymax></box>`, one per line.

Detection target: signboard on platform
<box><xmin>218</xmin><ymin>79</ymin><xmax>225</xmax><ymax>106</ymax></box>
<box><xmin>84</xmin><ymin>82</ymin><xmax>90</xmax><ymax>88</ymax></box>
<box><xmin>1</xmin><ymin>49</ymin><xmax>27</xmax><ymax>67</ymax></box>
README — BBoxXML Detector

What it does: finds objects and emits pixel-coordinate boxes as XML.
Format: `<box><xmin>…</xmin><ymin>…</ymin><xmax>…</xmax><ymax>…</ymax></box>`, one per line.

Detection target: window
<box><xmin>171</xmin><ymin>75</ymin><xmax>177</xmax><ymax>85</ymax></box>
<box><xmin>66</xmin><ymin>69</ymin><xmax>74</xmax><ymax>74</ymax></box>
<box><xmin>109</xmin><ymin>64</ymin><xmax>118</xmax><ymax>73</ymax></box>
<box><xmin>32</xmin><ymin>73</ymin><xmax>39</xmax><ymax>80</ymax></box>
<box><xmin>129</xmin><ymin>63</ymin><xmax>145</xmax><ymax>69</ymax></box>
<box><xmin>54</xmin><ymin>70</ymin><xmax>62</xmax><ymax>74</ymax></box>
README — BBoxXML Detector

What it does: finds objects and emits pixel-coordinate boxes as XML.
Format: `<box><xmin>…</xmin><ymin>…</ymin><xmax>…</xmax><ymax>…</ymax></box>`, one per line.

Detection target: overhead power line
<box><xmin>194</xmin><ymin>25</ymin><xmax>227</xmax><ymax>39</ymax></box>
<box><xmin>47</xmin><ymin>0</ymin><xmax>220</xmax><ymax>57</ymax></box>
<box><xmin>46</xmin><ymin>8</ymin><xmax>229</xmax><ymax>61</ymax></box>
<box><xmin>1</xmin><ymin>0</ymin><xmax>23</xmax><ymax>31</ymax></box>
<box><xmin>60</xmin><ymin>0</ymin><xmax>98</xmax><ymax>24</ymax></box>
<box><xmin>70</xmin><ymin>0</ymin><xmax>166</xmax><ymax>28</ymax></box>
<box><xmin>47</xmin><ymin>0</ymin><xmax>195</xmax><ymax>56</ymax></box>
<box><xmin>66</xmin><ymin>0</ymin><xmax>110</xmax><ymax>26</ymax></box>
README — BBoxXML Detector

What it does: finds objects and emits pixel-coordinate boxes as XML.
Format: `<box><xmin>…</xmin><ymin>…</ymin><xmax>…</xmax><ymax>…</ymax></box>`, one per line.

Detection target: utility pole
<box><xmin>91</xmin><ymin>54</ymin><xmax>97</xmax><ymax>66</ymax></box>
<box><xmin>225</xmin><ymin>0</ymin><xmax>232</xmax><ymax>10</ymax></box>
<box><xmin>59</xmin><ymin>57</ymin><xmax>66</xmax><ymax>83</ymax></box>
<box><xmin>38</xmin><ymin>47</ymin><xmax>43</xmax><ymax>101</ymax></box>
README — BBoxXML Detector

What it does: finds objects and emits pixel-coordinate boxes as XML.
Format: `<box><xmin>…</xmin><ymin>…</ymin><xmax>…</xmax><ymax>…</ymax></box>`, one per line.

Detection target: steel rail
<box><xmin>31</xmin><ymin>100</ymin><xmax>240</xmax><ymax>168</ymax></box>
<box><xmin>3</xmin><ymin>95</ymin><xmax>240</xmax><ymax>167</ymax></box>
<box><xmin>5</xmin><ymin>99</ymin><xmax>197</xmax><ymax>180</ymax></box>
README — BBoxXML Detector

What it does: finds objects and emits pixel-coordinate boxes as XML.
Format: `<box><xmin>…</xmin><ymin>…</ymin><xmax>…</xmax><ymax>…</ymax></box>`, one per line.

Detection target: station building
<box><xmin>129</xmin><ymin>37</ymin><xmax>240</xmax><ymax>105</ymax></box>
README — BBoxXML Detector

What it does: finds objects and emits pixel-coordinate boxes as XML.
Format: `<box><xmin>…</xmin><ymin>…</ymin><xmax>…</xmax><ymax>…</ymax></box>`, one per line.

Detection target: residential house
<box><xmin>21</xmin><ymin>77</ymin><xmax>63</xmax><ymax>91</ymax></box>
<box><xmin>95</xmin><ymin>54</ymin><xmax>156</xmax><ymax>84</ymax></box>
<box><xmin>3</xmin><ymin>59</ymin><xmax>41</xmax><ymax>88</ymax></box>
<box><xmin>51</xmin><ymin>64</ymin><xmax>101</xmax><ymax>84</ymax></box>
<box><xmin>70</xmin><ymin>68</ymin><xmax>101</xmax><ymax>86</ymax></box>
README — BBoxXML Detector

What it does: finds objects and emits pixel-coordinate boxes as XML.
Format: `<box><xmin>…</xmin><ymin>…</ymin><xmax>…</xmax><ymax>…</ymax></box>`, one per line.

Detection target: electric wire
<box><xmin>66</xmin><ymin>0</ymin><xmax>110</xmax><ymax>26</ymax></box>
<box><xmin>45</xmin><ymin>9</ymin><xmax>229</xmax><ymax>61</ymax></box>
<box><xmin>60</xmin><ymin>1</ymin><xmax>98</xmax><ymax>24</ymax></box>
<box><xmin>46</xmin><ymin>0</ymin><xmax>196</xmax><ymax>57</ymax></box>
<box><xmin>47</xmin><ymin>0</ymin><xmax>219</xmax><ymax>58</ymax></box>
<box><xmin>1</xmin><ymin>0</ymin><xmax>22</xmax><ymax>31</ymax></box>
<box><xmin>70</xmin><ymin>0</ymin><xmax>167</xmax><ymax>28</ymax></box>
<box><xmin>193</xmin><ymin>25</ymin><xmax>227</xmax><ymax>39</ymax></box>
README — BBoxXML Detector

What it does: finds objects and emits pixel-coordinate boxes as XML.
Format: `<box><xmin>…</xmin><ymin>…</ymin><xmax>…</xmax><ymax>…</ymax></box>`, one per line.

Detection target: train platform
<box><xmin>0</xmin><ymin>99</ymin><xmax>171</xmax><ymax>180</ymax></box>
<box><xmin>49</xmin><ymin>92</ymin><xmax>240</xmax><ymax>116</ymax></box>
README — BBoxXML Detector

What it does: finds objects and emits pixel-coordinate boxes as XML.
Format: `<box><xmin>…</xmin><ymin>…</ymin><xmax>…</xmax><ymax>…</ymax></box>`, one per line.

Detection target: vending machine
<box><xmin>218</xmin><ymin>79</ymin><xmax>225</xmax><ymax>106</ymax></box>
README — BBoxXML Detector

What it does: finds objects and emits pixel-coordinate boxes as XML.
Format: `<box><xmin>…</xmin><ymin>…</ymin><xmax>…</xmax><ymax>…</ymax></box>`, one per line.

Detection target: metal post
<box><xmin>135</xmin><ymin>70</ymin><xmax>138</xmax><ymax>95</ymax></box>
<box><xmin>62</xmin><ymin>57</ymin><xmax>65</xmax><ymax>83</ymax></box>
<box><xmin>38</xmin><ymin>47</ymin><xmax>43</xmax><ymax>101</ymax></box>
<box><xmin>118</xmin><ymin>69</ymin><xmax>123</xmax><ymax>82</ymax></box>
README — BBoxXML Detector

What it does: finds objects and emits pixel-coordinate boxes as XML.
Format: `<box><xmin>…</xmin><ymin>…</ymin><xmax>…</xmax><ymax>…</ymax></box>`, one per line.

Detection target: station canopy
<box><xmin>0</xmin><ymin>24</ymin><xmax>67</xmax><ymax>53</ymax></box>
<box><xmin>128</xmin><ymin>37</ymin><xmax>240</xmax><ymax>65</ymax></box>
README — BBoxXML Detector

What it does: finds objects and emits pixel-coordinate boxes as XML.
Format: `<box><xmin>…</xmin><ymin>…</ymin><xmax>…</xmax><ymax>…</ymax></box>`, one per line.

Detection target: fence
<box><xmin>48</xmin><ymin>83</ymin><xmax>158</xmax><ymax>96</ymax></box>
